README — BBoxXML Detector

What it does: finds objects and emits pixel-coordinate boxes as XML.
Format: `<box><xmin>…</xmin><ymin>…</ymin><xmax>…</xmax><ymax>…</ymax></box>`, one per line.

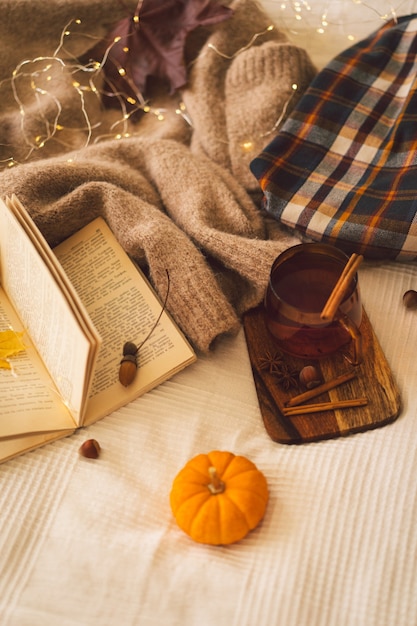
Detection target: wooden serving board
<box><xmin>243</xmin><ymin>305</ymin><xmax>401</xmax><ymax>444</ymax></box>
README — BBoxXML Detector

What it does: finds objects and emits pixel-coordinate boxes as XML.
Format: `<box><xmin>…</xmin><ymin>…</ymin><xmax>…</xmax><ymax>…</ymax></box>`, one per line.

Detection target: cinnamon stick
<box><xmin>282</xmin><ymin>397</ymin><xmax>368</xmax><ymax>416</ymax></box>
<box><xmin>320</xmin><ymin>253</ymin><xmax>363</xmax><ymax>321</ymax></box>
<box><xmin>286</xmin><ymin>371</ymin><xmax>357</xmax><ymax>407</ymax></box>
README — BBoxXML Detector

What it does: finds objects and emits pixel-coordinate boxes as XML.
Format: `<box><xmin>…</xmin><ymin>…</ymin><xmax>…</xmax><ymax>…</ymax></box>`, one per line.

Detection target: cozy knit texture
<box><xmin>225</xmin><ymin>40</ymin><xmax>317</xmax><ymax>190</ymax></box>
<box><xmin>0</xmin><ymin>136</ymin><xmax>299</xmax><ymax>351</ymax></box>
<box><xmin>182</xmin><ymin>0</ymin><xmax>286</xmax><ymax>168</ymax></box>
<box><xmin>0</xmin><ymin>0</ymin><xmax>316</xmax><ymax>352</ymax></box>
<box><xmin>182</xmin><ymin>0</ymin><xmax>317</xmax><ymax>190</ymax></box>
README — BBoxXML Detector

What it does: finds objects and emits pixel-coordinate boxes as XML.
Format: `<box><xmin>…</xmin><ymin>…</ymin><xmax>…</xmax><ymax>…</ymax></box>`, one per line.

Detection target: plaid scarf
<box><xmin>250</xmin><ymin>15</ymin><xmax>417</xmax><ymax>261</ymax></box>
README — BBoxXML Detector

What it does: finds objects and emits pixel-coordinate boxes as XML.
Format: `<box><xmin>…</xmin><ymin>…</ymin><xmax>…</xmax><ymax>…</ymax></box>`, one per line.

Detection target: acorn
<box><xmin>403</xmin><ymin>290</ymin><xmax>417</xmax><ymax>309</ymax></box>
<box><xmin>299</xmin><ymin>365</ymin><xmax>322</xmax><ymax>390</ymax></box>
<box><xmin>122</xmin><ymin>341</ymin><xmax>138</xmax><ymax>356</ymax></box>
<box><xmin>118</xmin><ymin>341</ymin><xmax>138</xmax><ymax>387</ymax></box>
<box><xmin>79</xmin><ymin>438</ymin><xmax>101</xmax><ymax>459</ymax></box>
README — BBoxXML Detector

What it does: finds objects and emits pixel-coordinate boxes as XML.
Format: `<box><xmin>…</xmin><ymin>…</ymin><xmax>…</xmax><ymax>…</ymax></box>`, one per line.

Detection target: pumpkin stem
<box><xmin>207</xmin><ymin>466</ymin><xmax>225</xmax><ymax>495</ymax></box>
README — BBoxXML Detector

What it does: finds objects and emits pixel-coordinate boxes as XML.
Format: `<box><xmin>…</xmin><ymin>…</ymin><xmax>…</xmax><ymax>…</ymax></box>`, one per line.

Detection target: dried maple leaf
<box><xmin>0</xmin><ymin>330</ymin><xmax>26</xmax><ymax>369</ymax></box>
<box><xmin>84</xmin><ymin>0</ymin><xmax>233</xmax><ymax>108</ymax></box>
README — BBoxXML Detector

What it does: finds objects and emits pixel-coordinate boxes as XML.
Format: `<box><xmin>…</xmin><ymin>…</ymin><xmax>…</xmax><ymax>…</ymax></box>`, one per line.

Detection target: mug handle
<box><xmin>336</xmin><ymin>313</ymin><xmax>362</xmax><ymax>366</ymax></box>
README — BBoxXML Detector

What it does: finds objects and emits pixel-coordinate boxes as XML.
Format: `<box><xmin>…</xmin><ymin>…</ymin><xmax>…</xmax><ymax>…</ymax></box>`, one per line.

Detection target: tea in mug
<box><xmin>264</xmin><ymin>244</ymin><xmax>362</xmax><ymax>360</ymax></box>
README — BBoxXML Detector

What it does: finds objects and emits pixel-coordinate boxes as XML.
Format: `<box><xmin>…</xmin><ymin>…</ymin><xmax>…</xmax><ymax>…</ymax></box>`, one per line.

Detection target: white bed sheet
<box><xmin>2</xmin><ymin>260</ymin><xmax>417</xmax><ymax>626</ymax></box>
<box><xmin>2</xmin><ymin>2</ymin><xmax>417</xmax><ymax>625</ymax></box>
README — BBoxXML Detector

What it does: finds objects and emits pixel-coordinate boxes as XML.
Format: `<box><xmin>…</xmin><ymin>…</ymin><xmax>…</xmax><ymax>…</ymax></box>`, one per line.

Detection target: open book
<box><xmin>0</xmin><ymin>196</ymin><xmax>196</xmax><ymax>463</ymax></box>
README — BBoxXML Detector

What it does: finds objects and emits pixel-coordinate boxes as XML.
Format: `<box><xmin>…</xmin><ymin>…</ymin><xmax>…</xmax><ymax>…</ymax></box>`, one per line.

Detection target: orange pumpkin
<box><xmin>170</xmin><ymin>450</ymin><xmax>269</xmax><ymax>545</ymax></box>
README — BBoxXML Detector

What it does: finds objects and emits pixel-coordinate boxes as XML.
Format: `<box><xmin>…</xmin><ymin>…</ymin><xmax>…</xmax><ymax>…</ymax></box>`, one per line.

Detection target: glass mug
<box><xmin>264</xmin><ymin>243</ymin><xmax>362</xmax><ymax>364</ymax></box>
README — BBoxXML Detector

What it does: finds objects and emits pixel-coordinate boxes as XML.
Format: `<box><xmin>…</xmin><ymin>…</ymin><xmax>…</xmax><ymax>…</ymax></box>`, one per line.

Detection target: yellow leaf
<box><xmin>0</xmin><ymin>330</ymin><xmax>26</xmax><ymax>367</ymax></box>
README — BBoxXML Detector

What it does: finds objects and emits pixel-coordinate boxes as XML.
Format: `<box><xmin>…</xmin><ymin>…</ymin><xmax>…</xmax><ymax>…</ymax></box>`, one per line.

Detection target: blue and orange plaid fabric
<box><xmin>250</xmin><ymin>15</ymin><xmax>417</xmax><ymax>260</ymax></box>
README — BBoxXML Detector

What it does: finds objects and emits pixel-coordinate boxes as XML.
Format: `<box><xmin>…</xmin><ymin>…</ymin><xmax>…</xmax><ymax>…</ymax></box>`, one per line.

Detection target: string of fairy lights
<box><xmin>0</xmin><ymin>1</ymin><xmax>401</xmax><ymax>170</ymax></box>
<box><xmin>277</xmin><ymin>0</ymin><xmax>398</xmax><ymax>33</ymax></box>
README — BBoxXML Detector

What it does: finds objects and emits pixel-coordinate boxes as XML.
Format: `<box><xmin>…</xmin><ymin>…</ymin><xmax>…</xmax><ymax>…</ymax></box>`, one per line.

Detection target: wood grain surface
<box><xmin>243</xmin><ymin>305</ymin><xmax>401</xmax><ymax>444</ymax></box>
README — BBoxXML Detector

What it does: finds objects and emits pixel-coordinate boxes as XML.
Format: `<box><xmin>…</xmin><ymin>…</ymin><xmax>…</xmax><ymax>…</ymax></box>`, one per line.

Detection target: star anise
<box><xmin>258</xmin><ymin>350</ymin><xmax>284</xmax><ymax>374</ymax></box>
<box><xmin>258</xmin><ymin>349</ymin><xmax>300</xmax><ymax>391</ymax></box>
<box><xmin>275</xmin><ymin>364</ymin><xmax>300</xmax><ymax>391</ymax></box>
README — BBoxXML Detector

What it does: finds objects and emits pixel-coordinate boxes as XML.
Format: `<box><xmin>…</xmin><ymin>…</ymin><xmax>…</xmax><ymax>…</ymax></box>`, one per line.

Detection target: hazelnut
<box><xmin>299</xmin><ymin>365</ymin><xmax>322</xmax><ymax>389</ymax></box>
<box><xmin>79</xmin><ymin>438</ymin><xmax>101</xmax><ymax>459</ymax></box>
<box><xmin>403</xmin><ymin>290</ymin><xmax>417</xmax><ymax>309</ymax></box>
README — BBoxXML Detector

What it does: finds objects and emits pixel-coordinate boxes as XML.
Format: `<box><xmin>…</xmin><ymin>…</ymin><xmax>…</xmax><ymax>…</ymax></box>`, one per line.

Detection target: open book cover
<box><xmin>0</xmin><ymin>195</ymin><xmax>196</xmax><ymax>463</ymax></box>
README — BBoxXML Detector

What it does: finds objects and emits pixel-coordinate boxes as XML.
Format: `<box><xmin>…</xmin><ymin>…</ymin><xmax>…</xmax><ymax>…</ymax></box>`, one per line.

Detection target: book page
<box><xmin>0</xmin><ymin>430</ymin><xmax>74</xmax><ymax>464</ymax></box>
<box><xmin>0</xmin><ymin>197</ymin><xmax>99</xmax><ymax>425</ymax></box>
<box><xmin>0</xmin><ymin>290</ymin><xmax>77</xmax><ymax>437</ymax></box>
<box><xmin>53</xmin><ymin>218</ymin><xmax>196</xmax><ymax>424</ymax></box>
<box><xmin>6</xmin><ymin>196</ymin><xmax>101</xmax><ymax>414</ymax></box>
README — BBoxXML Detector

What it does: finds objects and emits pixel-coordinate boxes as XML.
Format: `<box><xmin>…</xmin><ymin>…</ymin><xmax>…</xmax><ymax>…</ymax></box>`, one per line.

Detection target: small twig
<box><xmin>282</xmin><ymin>397</ymin><xmax>368</xmax><ymax>416</ymax></box>
<box><xmin>321</xmin><ymin>253</ymin><xmax>363</xmax><ymax>322</ymax></box>
<box><xmin>135</xmin><ymin>269</ymin><xmax>170</xmax><ymax>353</ymax></box>
<box><xmin>286</xmin><ymin>371</ymin><xmax>357</xmax><ymax>407</ymax></box>
<box><xmin>118</xmin><ymin>269</ymin><xmax>170</xmax><ymax>386</ymax></box>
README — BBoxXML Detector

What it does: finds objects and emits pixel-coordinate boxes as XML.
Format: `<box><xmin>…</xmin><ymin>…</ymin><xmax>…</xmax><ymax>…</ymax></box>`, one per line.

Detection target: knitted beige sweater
<box><xmin>0</xmin><ymin>0</ymin><xmax>316</xmax><ymax>352</ymax></box>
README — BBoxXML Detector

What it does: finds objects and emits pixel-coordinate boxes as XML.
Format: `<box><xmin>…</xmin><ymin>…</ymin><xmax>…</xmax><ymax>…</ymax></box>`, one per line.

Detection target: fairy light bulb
<box><xmin>3</xmin><ymin>17</ymin><xmax>303</xmax><ymax>168</ymax></box>
<box><xmin>241</xmin><ymin>140</ymin><xmax>254</xmax><ymax>152</ymax></box>
<box><xmin>175</xmin><ymin>101</ymin><xmax>192</xmax><ymax>126</ymax></box>
<box><xmin>3</xmin><ymin>8</ymin><xmax>365</xmax><ymax>169</ymax></box>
